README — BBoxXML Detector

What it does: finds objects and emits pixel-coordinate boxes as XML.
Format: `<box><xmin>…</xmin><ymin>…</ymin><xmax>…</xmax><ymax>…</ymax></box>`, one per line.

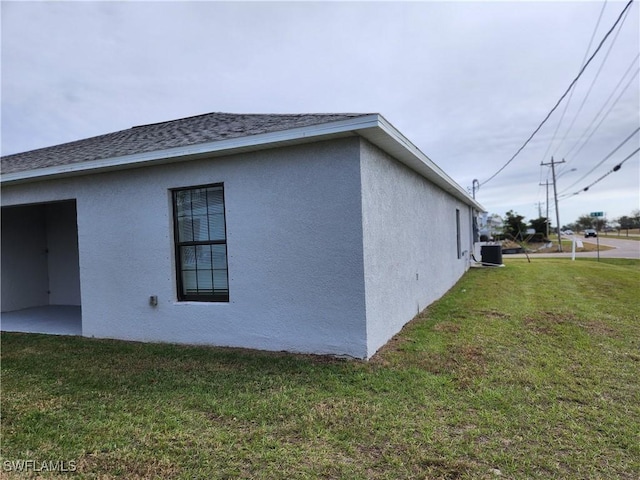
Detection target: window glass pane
<box><xmin>177</xmin><ymin>216</ymin><xmax>193</xmax><ymax>242</ymax></box>
<box><xmin>212</xmin><ymin>244</ymin><xmax>227</xmax><ymax>269</ymax></box>
<box><xmin>195</xmin><ymin>245</ymin><xmax>213</xmax><ymax>269</ymax></box>
<box><xmin>197</xmin><ymin>270</ymin><xmax>213</xmax><ymax>293</ymax></box>
<box><xmin>192</xmin><ymin>216</ymin><xmax>209</xmax><ymax>241</ymax></box>
<box><xmin>175</xmin><ymin>190</ymin><xmax>191</xmax><ymax>217</ymax></box>
<box><xmin>182</xmin><ymin>270</ymin><xmax>197</xmax><ymax>295</ymax></box>
<box><xmin>213</xmin><ymin>269</ymin><xmax>228</xmax><ymax>291</ymax></box>
<box><xmin>207</xmin><ymin>187</ymin><xmax>224</xmax><ymax>214</ymax></box>
<box><xmin>208</xmin><ymin>213</ymin><xmax>226</xmax><ymax>241</ymax></box>
<box><xmin>191</xmin><ymin>189</ymin><xmax>208</xmax><ymax>215</ymax></box>
<box><xmin>180</xmin><ymin>246</ymin><xmax>196</xmax><ymax>269</ymax></box>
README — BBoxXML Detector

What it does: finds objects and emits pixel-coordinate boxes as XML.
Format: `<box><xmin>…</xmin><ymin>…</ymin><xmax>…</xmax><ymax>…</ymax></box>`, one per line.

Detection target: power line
<box><xmin>560</xmin><ymin>146</ymin><xmax>640</xmax><ymax>200</ymax></box>
<box><xmin>479</xmin><ymin>0</ymin><xmax>635</xmax><ymax>188</ymax></box>
<box><xmin>560</xmin><ymin>58</ymin><xmax>639</xmax><ymax>163</ymax></box>
<box><xmin>554</xmin><ymin>3</ymin><xmax>633</xmax><ymax>171</ymax></box>
<box><xmin>540</xmin><ymin>0</ymin><xmax>609</xmax><ymax>167</ymax></box>
<box><xmin>559</xmin><ymin>126</ymin><xmax>640</xmax><ymax>193</ymax></box>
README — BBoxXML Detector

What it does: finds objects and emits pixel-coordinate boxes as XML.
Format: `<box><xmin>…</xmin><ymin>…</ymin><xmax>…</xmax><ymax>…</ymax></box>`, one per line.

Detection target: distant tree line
<box><xmin>481</xmin><ymin>208</ymin><xmax>640</xmax><ymax>243</ymax></box>
<box><xmin>481</xmin><ymin>210</ymin><xmax>550</xmax><ymax>243</ymax></box>
<box><xmin>614</xmin><ymin>210</ymin><xmax>640</xmax><ymax>230</ymax></box>
<box><xmin>562</xmin><ymin>209</ymin><xmax>640</xmax><ymax>233</ymax></box>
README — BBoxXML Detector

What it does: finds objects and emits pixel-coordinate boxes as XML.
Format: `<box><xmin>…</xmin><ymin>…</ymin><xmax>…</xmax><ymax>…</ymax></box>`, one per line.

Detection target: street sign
<box><xmin>590</xmin><ymin>211</ymin><xmax>604</xmax><ymax>217</ymax></box>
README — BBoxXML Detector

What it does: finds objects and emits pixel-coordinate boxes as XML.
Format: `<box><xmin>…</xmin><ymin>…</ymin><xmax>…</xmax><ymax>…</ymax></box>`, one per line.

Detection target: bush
<box><xmin>527</xmin><ymin>233</ymin><xmax>548</xmax><ymax>243</ymax></box>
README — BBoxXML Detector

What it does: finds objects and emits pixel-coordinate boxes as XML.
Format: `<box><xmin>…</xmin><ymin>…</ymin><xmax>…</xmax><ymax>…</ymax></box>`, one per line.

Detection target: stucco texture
<box><xmin>360</xmin><ymin>140</ymin><xmax>472</xmax><ymax>357</ymax></box>
<box><xmin>2</xmin><ymin>138</ymin><xmax>368</xmax><ymax>357</ymax></box>
<box><xmin>2</xmin><ymin>136</ymin><xmax>475</xmax><ymax>359</ymax></box>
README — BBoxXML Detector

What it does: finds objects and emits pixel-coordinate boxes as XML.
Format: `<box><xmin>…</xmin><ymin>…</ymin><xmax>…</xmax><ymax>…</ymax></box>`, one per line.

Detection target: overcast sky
<box><xmin>2</xmin><ymin>0</ymin><xmax>639</xmax><ymax>226</ymax></box>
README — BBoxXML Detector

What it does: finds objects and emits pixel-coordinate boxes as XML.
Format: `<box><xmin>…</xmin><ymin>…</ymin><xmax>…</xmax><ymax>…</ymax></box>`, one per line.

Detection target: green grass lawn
<box><xmin>599</xmin><ymin>233</ymin><xmax>640</xmax><ymax>241</ymax></box>
<box><xmin>535</xmin><ymin>239</ymin><xmax>613</xmax><ymax>253</ymax></box>
<box><xmin>2</xmin><ymin>258</ymin><xmax>639</xmax><ymax>479</ymax></box>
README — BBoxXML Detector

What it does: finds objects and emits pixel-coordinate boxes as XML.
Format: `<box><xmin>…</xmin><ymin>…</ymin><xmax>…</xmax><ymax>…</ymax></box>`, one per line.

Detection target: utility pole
<box><xmin>472</xmin><ymin>179</ymin><xmax>480</xmax><ymax>199</ymax></box>
<box><xmin>539</xmin><ymin>180</ymin><xmax>551</xmax><ymax>239</ymax></box>
<box><xmin>541</xmin><ymin>157</ymin><xmax>565</xmax><ymax>252</ymax></box>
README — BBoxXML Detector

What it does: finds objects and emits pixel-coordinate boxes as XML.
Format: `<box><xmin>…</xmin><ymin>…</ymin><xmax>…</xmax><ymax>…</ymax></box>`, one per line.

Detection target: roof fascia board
<box><xmin>357</xmin><ymin>116</ymin><xmax>485</xmax><ymax>211</ymax></box>
<box><xmin>1</xmin><ymin>113</ymin><xmax>485</xmax><ymax>212</ymax></box>
<box><xmin>1</xmin><ymin>115</ymin><xmax>381</xmax><ymax>185</ymax></box>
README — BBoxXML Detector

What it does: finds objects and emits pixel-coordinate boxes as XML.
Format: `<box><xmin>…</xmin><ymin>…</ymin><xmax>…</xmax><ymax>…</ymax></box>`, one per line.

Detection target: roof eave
<box><xmin>0</xmin><ymin>114</ymin><xmax>380</xmax><ymax>185</ymax></box>
<box><xmin>1</xmin><ymin>113</ymin><xmax>484</xmax><ymax>211</ymax></box>
<box><xmin>355</xmin><ymin>116</ymin><xmax>485</xmax><ymax>211</ymax></box>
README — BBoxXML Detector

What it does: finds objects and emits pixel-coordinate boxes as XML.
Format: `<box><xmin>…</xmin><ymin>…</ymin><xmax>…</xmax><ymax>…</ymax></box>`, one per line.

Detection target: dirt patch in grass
<box><xmin>477</xmin><ymin>310</ymin><xmax>511</xmax><ymax>320</ymax></box>
<box><xmin>369</xmin><ymin>335</ymin><xmax>406</xmax><ymax>366</ymax></box>
<box><xmin>409</xmin><ymin>457</ymin><xmax>477</xmax><ymax>480</ymax></box>
<box><xmin>75</xmin><ymin>453</ymin><xmax>182</xmax><ymax>479</ymax></box>
<box><xmin>450</xmin><ymin>345</ymin><xmax>486</xmax><ymax>386</ymax></box>
<box><xmin>371</xmin><ymin>329</ymin><xmax>486</xmax><ymax>386</ymax></box>
<box><xmin>523</xmin><ymin>311</ymin><xmax>580</xmax><ymax>333</ymax></box>
<box><xmin>523</xmin><ymin>311</ymin><xmax>618</xmax><ymax>337</ymax></box>
<box><xmin>369</xmin><ymin>311</ymin><xmax>431</xmax><ymax>365</ymax></box>
<box><xmin>406</xmin><ymin>343</ymin><xmax>486</xmax><ymax>387</ymax></box>
<box><xmin>433</xmin><ymin>321</ymin><xmax>461</xmax><ymax>333</ymax></box>
<box><xmin>580</xmin><ymin>319</ymin><xmax>617</xmax><ymax>336</ymax></box>
<box><xmin>359</xmin><ymin>445</ymin><xmax>479</xmax><ymax>480</ymax></box>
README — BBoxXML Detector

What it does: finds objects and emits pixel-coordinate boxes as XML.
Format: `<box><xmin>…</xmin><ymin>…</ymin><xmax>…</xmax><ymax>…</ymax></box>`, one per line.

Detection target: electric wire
<box><xmin>560</xmin><ymin>146</ymin><xmax>640</xmax><ymax>199</ymax></box>
<box><xmin>540</xmin><ymin>0</ymin><xmax>608</xmax><ymax>168</ymax></box>
<box><xmin>555</xmin><ymin>4</ymin><xmax>633</xmax><ymax>176</ymax></box>
<box><xmin>560</xmin><ymin>127</ymin><xmax>640</xmax><ymax>193</ymax></box>
<box><xmin>559</xmin><ymin>65</ymin><xmax>639</xmax><ymax>179</ymax></box>
<box><xmin>558</xmin><ymin>51</ymin><xmax>639</xmax><ymax>164</ymax></box>
<box><xmin>479</xmin><ymin>0</ymin><xmax>634</xmax><ymax>188</ymax></box>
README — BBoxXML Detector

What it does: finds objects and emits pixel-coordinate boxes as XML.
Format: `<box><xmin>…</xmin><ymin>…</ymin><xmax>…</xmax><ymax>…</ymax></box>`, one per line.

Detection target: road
<box><xmin>506</xmin><ymin>236</ymin><xmax>640</xmax><ymax>260</ymax></box>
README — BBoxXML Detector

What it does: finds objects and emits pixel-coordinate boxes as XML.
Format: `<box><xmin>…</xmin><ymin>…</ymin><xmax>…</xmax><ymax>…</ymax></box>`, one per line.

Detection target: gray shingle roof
<box><xmin>1</xmin><ymin>112</ymin><xmax>372</xmax><ymax>175</ymax></box>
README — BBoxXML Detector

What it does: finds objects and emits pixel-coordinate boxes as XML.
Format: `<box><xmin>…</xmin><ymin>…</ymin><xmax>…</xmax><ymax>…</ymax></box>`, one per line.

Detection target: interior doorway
<box><xmin>1</xmin><ymin>200</ymin><xmax>82</xmax><ymax>335</ymax></box>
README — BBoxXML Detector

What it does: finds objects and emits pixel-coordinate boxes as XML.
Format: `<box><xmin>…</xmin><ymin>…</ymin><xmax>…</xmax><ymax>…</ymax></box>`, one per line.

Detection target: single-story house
<box><xmin>1</xmin><ymin>112</ymin><xmax>484</xmax><ymax>359</ymax></box>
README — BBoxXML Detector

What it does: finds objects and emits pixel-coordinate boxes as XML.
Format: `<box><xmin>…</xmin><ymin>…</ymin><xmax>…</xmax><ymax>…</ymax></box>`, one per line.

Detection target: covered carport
<box><xmin>1</xmin><ymin>200</ymin><xmax>82</xmax><ymax>335</ymax></box>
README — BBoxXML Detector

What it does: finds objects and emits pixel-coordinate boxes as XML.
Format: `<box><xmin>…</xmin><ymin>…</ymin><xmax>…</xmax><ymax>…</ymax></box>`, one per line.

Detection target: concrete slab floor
<box><xmin>1</xmin><ymin>305</ymin><xmax>82</xmax><ymax>336</ymax></box>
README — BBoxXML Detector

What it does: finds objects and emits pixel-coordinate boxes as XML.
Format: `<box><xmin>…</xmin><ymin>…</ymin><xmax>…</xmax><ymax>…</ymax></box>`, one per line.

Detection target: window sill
<box><xmin>173</xmin><ymin>300</ymin><xmax>230</xmax><ymax>306</ymax></box>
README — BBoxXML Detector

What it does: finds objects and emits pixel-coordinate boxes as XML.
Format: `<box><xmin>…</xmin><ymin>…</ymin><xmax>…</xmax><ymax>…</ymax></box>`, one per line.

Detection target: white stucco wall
<box><xmin>359</xmin><ymin>140</ymin><xmax>473</xmax><ymax>357</ymax></box>
<box><xmin>1</xmin><ymin>138</ymin><xmax>369</xmax><ymax>357</ymax></box>
<box><xmin>2</xmin><ymin>135</ymin><xmax>478</xmax><ymax>359</ymax></box>
<box><xmin>1</xmin><ymin>205</ymin><xmax>49</xmax><ymax>311</ymax></box>
<box><xmin>45</xmin><ymin>201</ymin><xmax>81</xmax><ymax>306</ymax></box>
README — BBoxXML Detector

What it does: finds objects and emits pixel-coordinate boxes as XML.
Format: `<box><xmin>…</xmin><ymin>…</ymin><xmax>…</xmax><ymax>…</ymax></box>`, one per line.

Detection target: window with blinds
<box><xmin>172</xmin><ymin>184</ymin><xmax>229</xmax><ymax>302</ymax></box>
